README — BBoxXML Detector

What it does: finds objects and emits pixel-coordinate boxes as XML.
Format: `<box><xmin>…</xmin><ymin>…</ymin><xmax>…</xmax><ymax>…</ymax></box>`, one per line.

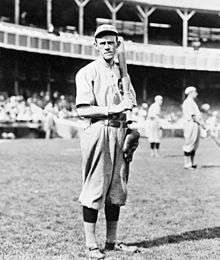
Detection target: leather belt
<box><xmin>104</xmin><ymin>120</ymin><xmax>127</xmax><ymax>128</ymax></box>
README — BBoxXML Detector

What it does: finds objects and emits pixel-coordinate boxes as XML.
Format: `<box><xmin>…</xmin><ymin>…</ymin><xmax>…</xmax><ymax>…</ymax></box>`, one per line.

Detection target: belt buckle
<box><xmin>104</xmin><ymin>119</ymin><xmax>109</xmax><ymax>126</ymax></box>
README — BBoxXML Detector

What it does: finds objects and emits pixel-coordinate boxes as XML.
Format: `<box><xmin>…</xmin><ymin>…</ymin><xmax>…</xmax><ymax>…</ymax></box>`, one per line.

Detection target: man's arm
<box><xmin>77</xmin><ymin>105</ymin><xmax>108</xmax><ymax>118</ymax></box>
<box><xmin>77</xmin><ymin>99</ymin><xmax>133</xmax><ymax>118</ymax></box>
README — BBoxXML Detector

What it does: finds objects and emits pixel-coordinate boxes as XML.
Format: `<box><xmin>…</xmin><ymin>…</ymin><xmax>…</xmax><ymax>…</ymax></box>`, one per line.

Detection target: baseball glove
<box><xmin>122</xmin><ymin>128</ymin><xmax>140</xmax><ymax>162</ymax></box>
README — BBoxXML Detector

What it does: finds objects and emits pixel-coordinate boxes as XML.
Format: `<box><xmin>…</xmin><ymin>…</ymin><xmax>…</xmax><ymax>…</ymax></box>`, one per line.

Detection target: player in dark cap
<box><xmin>75</xmin><ymin>24</ymin><xmax>139</xmax><ymax>258</ymax></box>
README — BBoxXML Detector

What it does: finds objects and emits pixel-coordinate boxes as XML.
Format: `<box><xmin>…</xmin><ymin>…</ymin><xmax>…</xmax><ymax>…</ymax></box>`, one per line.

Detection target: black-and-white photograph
<box><xmin>0</xmin><ymin>0</ymin><xmax>220</xmax><ymax>259</ymax></box>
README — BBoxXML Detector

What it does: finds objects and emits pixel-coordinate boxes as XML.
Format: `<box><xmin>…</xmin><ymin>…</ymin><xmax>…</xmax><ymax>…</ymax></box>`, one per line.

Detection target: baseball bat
<box><xmin>117</xmin><ymin>36</ymin><xmax>128</xmax><ymax>78</ymax></box>
<box><xmin>117</xmin><ymin>36</ymin><xmax>133</xmax><ymax>123</ymax></box>
<box><xmin>210</xmin><ymin>135</ymin><xmax>220</xmax><ymax>147</ymax></box>
<box><xmin>207</xmin><ymin>130</ymin><xmax>220</xmax><ymax>147</ymax></box>
<box><xmin>200</xmin><ymin>122</ymin><xmax>220</xmax><ymax>148</ymax></box>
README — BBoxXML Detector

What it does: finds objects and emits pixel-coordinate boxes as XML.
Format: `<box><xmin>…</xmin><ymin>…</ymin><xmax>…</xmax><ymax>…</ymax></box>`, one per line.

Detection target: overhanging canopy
<box><xmin>124</xmin><ymin>0</ymin><xmax>220</xmax><ymax>13</ymax></box>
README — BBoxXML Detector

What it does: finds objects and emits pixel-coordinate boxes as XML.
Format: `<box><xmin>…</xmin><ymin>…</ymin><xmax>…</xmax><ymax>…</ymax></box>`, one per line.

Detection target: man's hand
<box><xmin>121</xmin><ymin>99</ymin><xmax>133</xmax><ymax>111</ymax></box>
<box><xmin>108</xmin><ymin>99</ymin><xmax>133</xmax><ymax>114</ymax></box>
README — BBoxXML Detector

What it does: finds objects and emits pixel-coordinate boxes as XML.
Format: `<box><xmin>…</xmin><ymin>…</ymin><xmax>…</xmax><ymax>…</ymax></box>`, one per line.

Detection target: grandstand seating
<box><xmin>96</xmin><ymin>18</ymin><xmax>144</xmax><ymax>35</ymax></box>
<box><xmin>189</xmin><ymin>26</ymin><xmax>220</xmax><ymax>42</ymax></box>
<box><xmin>189</xmin><ymin>26</ymin><xmax>220</xmax><ymax>48</ymax></box>
<box><xmin>1</xmin><ymin>21</ymin><xmax>220</xmax><ymax>72</ymax></box>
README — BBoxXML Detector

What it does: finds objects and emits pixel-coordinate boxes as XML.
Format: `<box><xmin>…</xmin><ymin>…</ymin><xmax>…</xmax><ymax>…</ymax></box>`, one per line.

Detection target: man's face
<box><xmin>95</xmin><ymin>34</ymin><xmax>118</xmax><ymax>61</ymax></box>
<box><xmin>156</xmin><ymin>98</ymin><xmax>163</xmax><ymax>106</ymax></box>
<box><xmin>158</xmin><ymin>98</ymin><xmax>163</xmax><ymax>105</ymax></box>
<box><xmin>192</xmin><ymin>90</ymin><xmax>198</xmax><ymax>98</ymax></box>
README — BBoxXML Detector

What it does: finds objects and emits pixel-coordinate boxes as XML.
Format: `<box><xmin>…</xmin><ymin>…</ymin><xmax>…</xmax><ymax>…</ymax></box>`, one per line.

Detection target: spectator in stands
<box><xmin>48</xmin><ymin>24</ymin><xmax>60</xmax><ymax>36</ymax></box>
<box><xmin>201</xmin><ymin>104</ymin><xmax>219</xmax><ymax>139</ymax></box>
<box><xmin>138</xmin><ymin>102</ymin><xmax>148</xmax><ymax>121</ymax></box>
<box><xmin>0</xmin><ymin>107</ymin><xmax>11</xmax><ymax>122</ymax></box>
<box><xmin>146</xmin><ymin>95</ymin><xmax>163</xmax><ymax>157</ymax></box>
<box><xmin>200</xmin><ymin>103</ymin><xmax>211</xmax><ymax>138</ymax></box>
<box><xmin>20</xmin><ymin>11</ymin><xmax>27</xmax><ymax>25</ymax></box>
<box><xmin>0</xmin><ymin>90</ymin><xmax>77</xmax><ymax>139</ymax></box>
<box><xmin>43</xmin><ymin>102</ymin><xmax>58</xmax><ymax>139</ymax></box>
<box><xmin>206</xmin><ymin>111</ymin><xmax>219</xmax><ymax>138</ymax></box>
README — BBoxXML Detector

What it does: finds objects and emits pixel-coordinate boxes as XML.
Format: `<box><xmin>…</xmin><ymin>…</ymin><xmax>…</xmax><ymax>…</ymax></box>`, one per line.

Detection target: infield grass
<box><xmin>0</xmin><ymin>138</ymin><xmax>220</xmax><ymax>259</ymax></box>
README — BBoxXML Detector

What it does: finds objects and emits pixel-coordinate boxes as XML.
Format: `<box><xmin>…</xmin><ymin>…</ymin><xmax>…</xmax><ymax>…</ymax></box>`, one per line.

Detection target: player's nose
<box><xmin>104</xmin><ymin>42</ymin><xmax>110</xmax><ymax>48</ymax></box>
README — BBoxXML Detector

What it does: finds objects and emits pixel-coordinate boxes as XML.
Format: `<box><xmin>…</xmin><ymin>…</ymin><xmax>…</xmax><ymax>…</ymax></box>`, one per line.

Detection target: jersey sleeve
<box><xmin>75</xmin><ymin>66</ymin><xmax>96</xmax><ymax>108</ymax></box>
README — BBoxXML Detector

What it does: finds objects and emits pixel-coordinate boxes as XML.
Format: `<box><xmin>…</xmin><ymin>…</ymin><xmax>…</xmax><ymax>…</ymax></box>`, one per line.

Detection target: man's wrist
<box><xmin>104</xmin><ymin>106</ymin><xmax>109</xmax><ymax>116</ymax></box>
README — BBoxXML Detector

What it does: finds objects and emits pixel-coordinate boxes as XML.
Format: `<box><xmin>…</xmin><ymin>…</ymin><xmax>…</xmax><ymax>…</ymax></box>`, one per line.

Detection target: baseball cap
<box><xmin>154</xmin><ymin>95</ymin><xmax>163</xmax><ymax>101</ymax></box>
<box><xmin>184</xmin><ymin>86</ymin><xmax>197</xmax><ymax>95</ymax></box>
<box><xmin>94</xmin><ymin>24</ymin><xmax>118</xmax><ymax>38</ymax></box>
<box><xmin>201</xmin><ymin>103</ymin><xmax>210</xmax><ymax>111</ymax></box>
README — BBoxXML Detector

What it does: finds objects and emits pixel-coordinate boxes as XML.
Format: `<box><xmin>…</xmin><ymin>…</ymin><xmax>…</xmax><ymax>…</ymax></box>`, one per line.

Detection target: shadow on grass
<box><xmin>200</xmin><ymin>165</ymin><xmax>220</xmax><ymax>168</ymax></box>
<box><xmin>127</xmin><ymin>227</ymin><xmax>220</xmax><ymax>249</ymax></box>
<box><xmin>163</xmin><ymin>154</ymin><xmax>182</xmax><ymax>158</ymax></box>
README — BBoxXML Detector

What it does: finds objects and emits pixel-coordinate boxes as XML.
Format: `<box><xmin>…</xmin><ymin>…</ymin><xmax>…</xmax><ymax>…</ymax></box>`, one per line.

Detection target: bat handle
<box><xmin>121</xmin><ymin>78</ymin><xmax>134</xmax><ymax>124</ymax></box>
<box><xmin>121</xmin><ymin>76</ymin><xmax>129</xmax><ymax>92</ymax></box>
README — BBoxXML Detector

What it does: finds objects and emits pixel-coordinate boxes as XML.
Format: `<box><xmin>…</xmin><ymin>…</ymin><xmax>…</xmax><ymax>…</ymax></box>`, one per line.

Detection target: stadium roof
<box><xmin>124</xmin><ymin>0</ymin><xmax>220</xmax><ymax>13</ymax></box>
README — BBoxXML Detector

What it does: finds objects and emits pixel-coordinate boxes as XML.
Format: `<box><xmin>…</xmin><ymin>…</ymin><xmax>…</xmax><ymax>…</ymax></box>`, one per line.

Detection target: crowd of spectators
<box><xmin>0</xmin><ymin>91</ymin><xmax>76</xmax><ymax>123</ymax></box>
<box><xmin>0</xmin><ymin>91</ymin><xmax>77</xmax><ymax>139</ymax></box>
<box><xmin>0</xmin><ymin>91</ymin><xmax>219</xmax><ymax>139</ymax></box>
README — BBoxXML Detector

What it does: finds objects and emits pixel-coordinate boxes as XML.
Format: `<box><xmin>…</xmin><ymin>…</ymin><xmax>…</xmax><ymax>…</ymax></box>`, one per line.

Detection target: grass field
<box><xmin>0</xmin><ymin>137</ymin><xmax>220</xmax><ymax>259</ymax></box>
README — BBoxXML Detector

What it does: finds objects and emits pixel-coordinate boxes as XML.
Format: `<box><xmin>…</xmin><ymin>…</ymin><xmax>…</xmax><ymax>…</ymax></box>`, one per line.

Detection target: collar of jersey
<box><xmin>97</xmin><ymin>56</ymin><xmax>115</xmax><ymax>69</ymax></box>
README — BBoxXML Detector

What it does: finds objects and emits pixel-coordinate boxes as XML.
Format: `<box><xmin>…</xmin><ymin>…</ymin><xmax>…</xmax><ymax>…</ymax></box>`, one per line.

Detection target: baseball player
<box><xmin>182</xmin><ymin>86</ymin><xmax>205</xmax><ymax>169</ymax></box>
<box><xmin>146</xmin><ymin>95</ymin><xmax>163</xmax><ymax>157</ymax></box>
<box><xmin>75</xmin><ymin>25</ymin><xmax>138</xmax><ymax>259</ymax></box>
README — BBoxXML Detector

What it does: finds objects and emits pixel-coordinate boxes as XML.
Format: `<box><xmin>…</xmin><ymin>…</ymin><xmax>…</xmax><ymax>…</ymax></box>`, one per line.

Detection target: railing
<box><xmin>1</xmin><ymin>22</ymin><xmax>220</xmax><ymax>71</ymax></box>
<box><xmin>0</xmin><ymin>22</ymin><xmax>98</xmax><ymax>60</ymax></box>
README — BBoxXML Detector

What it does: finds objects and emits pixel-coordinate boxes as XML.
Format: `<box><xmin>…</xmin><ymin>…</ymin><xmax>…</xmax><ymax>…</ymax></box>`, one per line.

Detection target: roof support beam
<box><xmin>176</xmin><ymin>9</ymin><xmax>195</xmax><ymax>48</ymax></box>
<box><xmin>47</xmin><ymin>64</ymin><xmax>52</xmax><ymax>97</ymax></box>
<box><xmin>142</xmin><ymin>73</ymin><xmax>148</xmax><ymax>101</ymax></box>
<box><xmin>14</xmin><ymin>0</ymin><xmax>20</xmax><ymax>24</ymax></box>
<box><xmin>74</xmin><ymin>0</ymin><xmax>90</xmax><ymax>35</ymax></box>
<box><xmin>104</xmin><ymin>0</ymin><xmax>123</xmax><ymax>27</ymax></box>
<box><xmin>47</xmin><ymin>0</ymin><xmax>52</xmax><ymax>31</ymax></box>
<box><xmin>137</xmin><ymin>5</ymin><xmax>156</xmax><ymax>44</ymax></box>
<box><xmin>14</xmin><ymin>59</ymin><xmax>19</xmax><ymax>95</ymax></box>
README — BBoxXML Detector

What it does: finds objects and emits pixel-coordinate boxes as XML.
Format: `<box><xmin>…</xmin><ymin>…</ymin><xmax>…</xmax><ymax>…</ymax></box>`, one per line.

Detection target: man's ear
<box><xmin>93</xmin><ymin>41</ymin><xmax>98</xmax><ymax>50</ymax></box>
<box><xmin>117</xmin><ymin>40</ymin><xmax>121</xmax><ymax>49</ymax></box>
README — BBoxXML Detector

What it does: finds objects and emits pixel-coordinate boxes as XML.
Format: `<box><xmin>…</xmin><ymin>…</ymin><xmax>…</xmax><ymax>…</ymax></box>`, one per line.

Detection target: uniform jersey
<box><xmin>75</xmin><ymin>57</ymin><xmax>137</xmax><ymax>210</ymax></box>
<box><xmin>146</xmin><ymin>102</ymin><xmax>162</xmax><ymax>143</ymax></box>
<box><xmin>76</xmin><ymin>57</ymin><xmax>136</xmax><ymax>109</ymax></box>
<box><xmin>182</xmin><ymin>98</ymin><xmax>201</xmax><ymax>122</ymax></box>
<box><xmin>182</xmin><ymin>97</ymin><xmax>201</xmax><ymax>153</ymax></box>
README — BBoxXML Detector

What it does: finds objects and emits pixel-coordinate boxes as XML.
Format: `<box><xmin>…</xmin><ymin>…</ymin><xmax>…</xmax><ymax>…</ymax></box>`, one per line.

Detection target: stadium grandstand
<box><xmin>1</xmin><ymin>0</ymin><xmax>220</xmax><ymax>108</ymax></box>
